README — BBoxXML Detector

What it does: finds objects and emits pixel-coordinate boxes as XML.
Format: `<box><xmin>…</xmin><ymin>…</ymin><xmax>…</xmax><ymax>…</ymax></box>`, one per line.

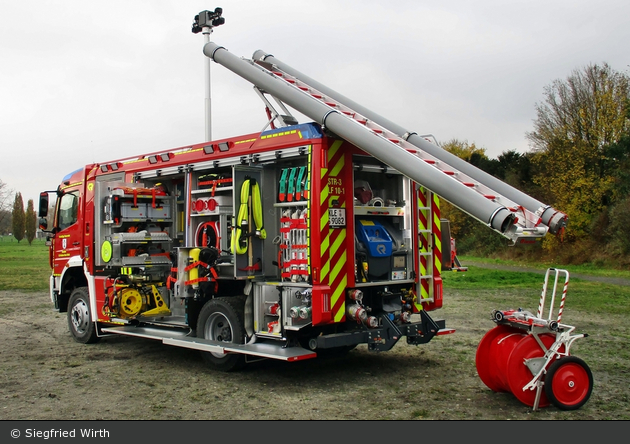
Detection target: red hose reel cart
<box><xmin>476</xmin><ymin>268</ymin><xmax>593</xmax><ymax>411</ymax></box>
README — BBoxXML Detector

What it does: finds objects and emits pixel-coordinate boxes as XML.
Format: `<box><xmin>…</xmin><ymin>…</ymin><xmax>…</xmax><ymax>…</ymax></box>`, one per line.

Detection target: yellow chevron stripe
<box><xmin>434</xmin><ymin>232</ymin><xmax>442</xmax><ymax>254</ymax></box>
<box><xmin>330</xmin><ymin>153</ymin><xmax>345</xmax><ymax>178</ymax></box>
<box><xmin>332</xmin><ymin>275</ymin><xmax>348</xmax><ymax>323</ymax></box>
<box><xmin>320</xmin><ymin>233</ymin><xmax>330</xmax><ymax>281</ymax></box>
<box><xmin>330</xmin><ymin>229</ymin><xmax>346</xmax><ymax>258</ymax></box>
<box><xmin>329</xmin><ymin>139</ymin><xmax>343</xmax><ymax>158</ymax></box>
<box><xmin>320</xmin><ymin>197</ymin><xmax>329</xmax><ymax>232</ymax></box>
<box><xmin>329</xmin><ymin>249</ymin><xmax>347</xmax><ymax>286</ymax></box>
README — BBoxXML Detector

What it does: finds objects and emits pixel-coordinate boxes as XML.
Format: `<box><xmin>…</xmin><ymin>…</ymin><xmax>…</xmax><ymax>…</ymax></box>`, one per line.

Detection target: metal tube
<box><xmin>203</xmin><ymin>27</ymin><xmax>213</xmax><ymax>142</ymax></box>
<box><xmin>252</xmin><ymin>50</ymin><xmax>567</xmax><ymax>234</ymax></box>
<box><xmin>205</xmin><ymin>42</ymin><xmax>515</xmax><ymax>235</ymax></box>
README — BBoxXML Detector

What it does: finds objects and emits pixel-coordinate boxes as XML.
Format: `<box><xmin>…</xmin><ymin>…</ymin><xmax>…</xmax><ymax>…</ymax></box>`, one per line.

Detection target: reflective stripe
<box><xmin>319</xmin><ymin>140</ymin><xmax>347</xmax><ymax>322</ymax></box>
<box><xmin>416</xmin><ymin>187</ymin><xmax>430</xmax><ymax>311</ymax></box>
<box><xmin>432</xmin><ymin>193</ymin><xmax>442</xmax><ymax>276</ymax></box>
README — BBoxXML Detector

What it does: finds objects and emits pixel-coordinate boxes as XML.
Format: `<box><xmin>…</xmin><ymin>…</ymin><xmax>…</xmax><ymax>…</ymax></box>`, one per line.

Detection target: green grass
<box><xmin>442</xmin><ymin>264</ymin><xmax>630</xmax><ymax>316</ymax></box>
<box><xmin>460</xmin><ymin>254</ymin><xmax>630</xmax><ymax>280</ymax></box>
<box><xmin>0</xmin><ymin>237</ymin><xmax>51</xmax><ymax>291</ymax></box>
<box><xmin>442</xmin><ymin>267</ymin><xmax>543</xmax><ymax>289</ymax></box>
<box><xmin>1</xmin><ymin>237</ymin><xmax>628</xmax><ymax>317</ymax></box>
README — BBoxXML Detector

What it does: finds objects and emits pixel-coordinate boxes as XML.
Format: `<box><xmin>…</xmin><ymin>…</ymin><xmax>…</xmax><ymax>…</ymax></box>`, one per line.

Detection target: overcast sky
<box><xmin>1</xmin><ymin>0</ymin><xmax>629</xmax><ymax>206</ymax></box>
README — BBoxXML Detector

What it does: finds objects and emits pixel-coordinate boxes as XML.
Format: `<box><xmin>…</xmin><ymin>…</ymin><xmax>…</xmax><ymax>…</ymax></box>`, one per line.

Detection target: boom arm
<box><xmin>204</xmin><ymin>42</ymin><xmax>560</xmax><ymax>243</ymax></box>
<box><xmin>252</xmin><ymin>50</ymin><xmax>568</xmax><ymax>235</ymax></box>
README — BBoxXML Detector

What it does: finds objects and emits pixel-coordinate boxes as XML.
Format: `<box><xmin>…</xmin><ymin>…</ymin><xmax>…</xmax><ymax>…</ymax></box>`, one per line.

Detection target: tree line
<box><xmin>1</xmin><ymin>63</ymin><xmax>628</xmax><ymax>263</ymax></box>
<box><xmin>441</xmin><ymin>62</ymin><xmax>630</xmax><ymax>267</ymax></box>
<box><xmin>0</xmin><ymin>179</ymin><xmax>38</xmax><ymax>244</ymax></box>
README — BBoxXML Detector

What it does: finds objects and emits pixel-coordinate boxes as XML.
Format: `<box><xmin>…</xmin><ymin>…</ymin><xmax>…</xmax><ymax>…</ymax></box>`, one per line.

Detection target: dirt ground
<box><xmin>1</xmin><ymin>280</ymin><xmax>628</xmax><ymax>420</ymax></box>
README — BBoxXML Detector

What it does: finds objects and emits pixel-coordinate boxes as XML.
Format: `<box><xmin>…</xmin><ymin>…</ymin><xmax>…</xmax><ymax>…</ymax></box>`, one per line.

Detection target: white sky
<box><xmin>1</xmin><ymin>0</ymin><xmax>629</xmax><ymax>206</ymax></box>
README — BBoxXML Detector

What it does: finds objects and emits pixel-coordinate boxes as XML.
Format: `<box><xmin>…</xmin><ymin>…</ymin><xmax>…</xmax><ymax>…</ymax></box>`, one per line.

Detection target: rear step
<box><xmin>101</xmin><ymin>326</ymin><xmax>316</xmax><ymax>362</ymax></box>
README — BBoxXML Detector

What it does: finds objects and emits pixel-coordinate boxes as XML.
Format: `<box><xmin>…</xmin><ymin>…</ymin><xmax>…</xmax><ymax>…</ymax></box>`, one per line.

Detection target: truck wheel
<box><xmin>197</xmin><ymin>296</ymin><xmax>247</xmax><ymax>372</ymax></box>
<box><xmin>67</xmin><ymin>287</ymin><xmax>99</xmax><ymax>344</ymax></box>
<box><xmin>544</xmin><ymin>356</ymin><xmax>593</xmax><ymax>410</ymax></box>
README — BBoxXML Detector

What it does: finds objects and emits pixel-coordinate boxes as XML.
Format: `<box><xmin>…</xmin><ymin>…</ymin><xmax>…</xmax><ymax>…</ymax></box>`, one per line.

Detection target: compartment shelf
<box><xmin>191</xmin><ymin>186</ymin><xmax>234</xmax><ymax>195</ymax></box>
<box><xmin>354</xmin><ymin>206</ymin><xmax>405</xmax><ymax>216</ymax></box>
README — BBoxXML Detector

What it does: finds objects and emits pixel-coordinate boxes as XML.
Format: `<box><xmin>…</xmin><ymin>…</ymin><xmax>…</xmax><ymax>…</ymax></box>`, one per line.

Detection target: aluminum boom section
<box><xmin>204</xmin><ymin>42</ymin><xmax>515</xmax><ymax>235</ymax></box>
<box><xmin>252</xmin><ymin>50</ymin><xmax>567</xmax><ymax>235</ymax></box>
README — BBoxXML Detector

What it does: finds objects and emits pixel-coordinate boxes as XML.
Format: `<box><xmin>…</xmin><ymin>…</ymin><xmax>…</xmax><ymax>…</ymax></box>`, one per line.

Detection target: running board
<box><xmin>101</xmin><ymin>326</ymin><xmax>316</xmax><ymax>362</ymax></box>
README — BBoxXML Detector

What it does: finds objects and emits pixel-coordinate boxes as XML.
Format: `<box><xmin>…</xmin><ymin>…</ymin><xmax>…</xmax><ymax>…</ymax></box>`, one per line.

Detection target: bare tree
<box><xmin>0</xmin><ymin>178</ymin><xmax>14</xmax><ymax>234</ymax></box>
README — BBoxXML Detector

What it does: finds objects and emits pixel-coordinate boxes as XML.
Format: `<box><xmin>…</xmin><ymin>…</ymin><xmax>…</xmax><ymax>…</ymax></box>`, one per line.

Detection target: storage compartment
<box><xmin>148</xmin><ymin>203</ymin><xmax>171</xmax><ymax>219</ymax></box>
<box><xmin>96</xmin><ymin>181</ymin><xmax>174</xmax><ymax>268</ymax></box>
<box><xmin>121</xmin><ymin>202</ymin><xmax>148</xmax><ymax>219</ymax></box>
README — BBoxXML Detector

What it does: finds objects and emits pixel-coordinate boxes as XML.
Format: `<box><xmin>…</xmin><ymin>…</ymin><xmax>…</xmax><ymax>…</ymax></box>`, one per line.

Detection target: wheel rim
<box><xmin>71</xmin><ymin>299</ymin><xmax>90</xmax><ymax>334</ymax></box>
<box><xmin>204</xmin><ymin>312</ymin><xmax>234</xmax><ymax>359</ymax></box>
<box><xmin>549</xmin><ymin>361</ymin><xmax>591</xmax><ymax>407</ymax></box>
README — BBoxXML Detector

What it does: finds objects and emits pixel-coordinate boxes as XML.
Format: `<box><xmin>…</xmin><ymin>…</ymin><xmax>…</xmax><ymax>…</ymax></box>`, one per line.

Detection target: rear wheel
<box><xmin>67</xmin><ymin>287</ymin><xmax>99</xmax><ymax>344</ymax></box>
<box><xmin>544</xmin><ymin>356</ymin><xmax>593</xmax><ymax>410</ymax></box>
<box><xmin>197</xmin><ymin>296</ymin><xmax>247</xmax><ymax>372</ymax></box>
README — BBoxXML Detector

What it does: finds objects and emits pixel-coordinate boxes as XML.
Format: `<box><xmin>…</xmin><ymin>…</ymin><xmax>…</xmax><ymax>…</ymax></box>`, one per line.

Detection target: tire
<box><xmin>197</xmin><ymin>296</ymin><xmax>247</xmax><ymax>372</ymax></box>
<box><xmin>67</xmin><ymin>287</ymin><xmax>99</xmax><ymax>344</ymax></box>
<box><xmin>544</xmin><ymin>356</ymin><xmax>593</xmax><ymax>410</ymax></box>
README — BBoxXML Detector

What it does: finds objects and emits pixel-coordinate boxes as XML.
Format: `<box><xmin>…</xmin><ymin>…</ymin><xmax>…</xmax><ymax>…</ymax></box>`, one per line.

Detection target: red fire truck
<box><xmin>38</xmin><ymin>12</ymin><xmax>569</xmax><ymax>377</ymax></box>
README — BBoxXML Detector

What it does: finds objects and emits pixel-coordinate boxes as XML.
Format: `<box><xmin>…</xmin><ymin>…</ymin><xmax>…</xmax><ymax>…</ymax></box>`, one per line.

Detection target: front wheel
<box><xmin>67</xmin><ymin>287</ymin><xmax>99</xmax><ymax>344</ymax></box>
<box><xmin>544</xmin><ymin>356</ymin><xmax>593</xmax><ymax>410</ymax></box>
<box><xmin>197</xmin><ymin>296</ymin><xmax>247</xmax><ymax>372</ymax></box>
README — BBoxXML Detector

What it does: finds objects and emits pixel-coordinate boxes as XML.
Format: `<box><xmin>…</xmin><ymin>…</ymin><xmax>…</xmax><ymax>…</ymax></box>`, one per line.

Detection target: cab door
<box><xmin>52</xmin><ymin>189</ymin><xmax>83</xmax><ymax>276</ymax></box>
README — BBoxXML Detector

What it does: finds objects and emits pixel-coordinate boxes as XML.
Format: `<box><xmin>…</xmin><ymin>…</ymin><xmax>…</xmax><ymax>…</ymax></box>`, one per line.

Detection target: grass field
<box><xmin>0</xmin><ymin>237</ymin><xmax>50</xmax><ymax>291</ymax></box>
<box><xmin>442</xmin><ymin>262</ymin><xmax>630</xmax><ymax>316</ymax></box>
<box><xmin>460</xmin><ymin>254</ymin><xmax>630</xmax><ymax>280</ymax></box>
<box><xmin>1</xmin><ymin>238</ymin><xmax>629</xmax><ymax>314</ymax></box>
<box><xmin>1</xmin><ymin>237</ymin><xmax>628</xmax><ymax>419</ymax></box>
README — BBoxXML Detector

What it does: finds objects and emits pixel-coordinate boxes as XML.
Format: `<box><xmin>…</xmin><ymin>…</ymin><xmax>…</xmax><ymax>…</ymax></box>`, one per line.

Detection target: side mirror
<box><xmin>38</xmin><ymin>192</ymin><xmax>49</xmax><ymax>218</ymax></box>
<box><xmin>38</xmin><ymin>217</ymin><xmax>48</xmax><ymax>231</ymax></box>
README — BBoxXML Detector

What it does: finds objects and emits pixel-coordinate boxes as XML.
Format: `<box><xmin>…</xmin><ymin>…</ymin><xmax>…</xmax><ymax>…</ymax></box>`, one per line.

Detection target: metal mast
<box><xmin>192</xmin><ymin>8</ymin><xmax>225</xmax><ymax>142</ymax></box>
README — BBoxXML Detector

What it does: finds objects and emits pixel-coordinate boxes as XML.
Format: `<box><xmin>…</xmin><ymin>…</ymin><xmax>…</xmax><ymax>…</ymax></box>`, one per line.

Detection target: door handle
<box><xmin>73</xmin><ymin>242</ymin><xmax>80</xmax><ymax>246</ymax></box>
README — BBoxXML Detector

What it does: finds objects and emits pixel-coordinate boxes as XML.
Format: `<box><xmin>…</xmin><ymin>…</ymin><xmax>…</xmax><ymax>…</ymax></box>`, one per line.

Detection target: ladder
<box><xmin>253</xmin><ymin>59</ymin><xmax>547</xmax><ymax>245</ymax></box>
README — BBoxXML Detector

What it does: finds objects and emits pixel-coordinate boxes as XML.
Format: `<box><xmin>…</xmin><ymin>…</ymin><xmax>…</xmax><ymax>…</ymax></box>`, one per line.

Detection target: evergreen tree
<box><xmin>12</xmin><ymin>192</ymin><xmax>25</xmax><ymax>242</ymax></box>
<box><xmin>25</xmin><ymin>199</ymin><xmax>37</xmax><ymax>245</ymax></box>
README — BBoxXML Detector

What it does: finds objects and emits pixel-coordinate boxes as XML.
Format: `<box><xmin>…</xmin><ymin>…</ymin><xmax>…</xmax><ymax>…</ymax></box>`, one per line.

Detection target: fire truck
<box><xmin>38</xmin><ymin>12</ymin><xmax>569</xmax><ymax>376</ymax></box>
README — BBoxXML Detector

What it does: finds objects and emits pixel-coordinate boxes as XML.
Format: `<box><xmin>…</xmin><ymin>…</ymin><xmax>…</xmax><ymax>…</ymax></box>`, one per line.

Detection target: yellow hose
<box><xmin>231</xmin><ymin>179</ymin><xmax>266</xmax><ymax>255</ymax></box>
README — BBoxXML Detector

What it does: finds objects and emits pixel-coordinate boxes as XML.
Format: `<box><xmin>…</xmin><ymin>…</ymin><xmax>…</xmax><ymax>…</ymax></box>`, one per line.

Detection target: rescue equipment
<box><xmin>231</xmin><ymin>177</ymin><xmax>266</xmax><ymax>255</ymax></box>
<box><xmin>195</xmin><ymin>220</ymin><xmax>220</xmax><ymax>249</ymax></box>
<box><xmin>476</xmin><ymin>269</ymin><xmax>592</xmax><ymax>410</ymax></box>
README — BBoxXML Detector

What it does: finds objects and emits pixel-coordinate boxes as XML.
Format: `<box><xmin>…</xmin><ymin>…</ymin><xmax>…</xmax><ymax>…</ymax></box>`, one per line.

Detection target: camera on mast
<box><xmin>192</xmin><ymin>8</ymin><xmax>225</xmax><ymax>34</ymax></box>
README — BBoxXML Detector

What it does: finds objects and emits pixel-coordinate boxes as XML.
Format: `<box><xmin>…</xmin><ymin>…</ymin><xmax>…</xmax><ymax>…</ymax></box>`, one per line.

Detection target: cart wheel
<box><xmin>544</xmin><ymin>356</ymin><xmax>593</xmax><ymax>410</ymax></box>
<box><xmin>506</xmin><ymin>334</ymin><xmax>561</xmax><ymax>408</ymax></box>
<box><xmin>475</xmin><ymin>325</ymin><xmax>525</xmax><ymax>393</ymax></box>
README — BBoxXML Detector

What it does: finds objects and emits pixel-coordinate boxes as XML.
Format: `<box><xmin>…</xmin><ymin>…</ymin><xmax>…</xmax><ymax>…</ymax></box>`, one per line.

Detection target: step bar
<box><xmin>101</xmin><ymin>326</ymin><xmax>316</xmax><ymax>362</ymax></box>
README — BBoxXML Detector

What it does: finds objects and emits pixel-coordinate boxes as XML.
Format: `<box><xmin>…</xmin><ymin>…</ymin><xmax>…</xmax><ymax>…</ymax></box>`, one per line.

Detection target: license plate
<box><xmin>329</xmin><ymin>208</ymin><xmax>346</xmax><ymax>227</ymax></box>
